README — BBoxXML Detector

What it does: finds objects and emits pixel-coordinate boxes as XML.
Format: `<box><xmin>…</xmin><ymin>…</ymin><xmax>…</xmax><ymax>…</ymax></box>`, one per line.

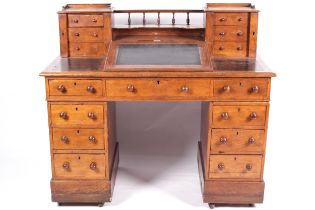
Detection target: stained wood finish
<box><xmin>213</xmin><ymin>41</ymin><xmax>247</xmax><ymax>57</ymax></box>
<box><xmin>59</xmin><ymin>14</ymin><xmax>68</xmax><ymax>57</ymax></box>
<box><xmin>69</xmin><ymin>28</ymin><xmax>105</xmax><ymax>42</ymax></box>
<box><xmin>214</xmin><ymin>26</ymin><xmax>247</xmax><ymax>42</ymax></box>
<box><xmin>68</xmin><ymin>15</ymin><xmax>104</xmax><ymax>27</ymax></box>
<box><xmin>69</xmin><ymin>42</ymin><xmax>106</xmax><ymax>57</ymax></box>
<box><xmin>213</xmin><ymin>13</ymin><xmax>248</xmax><ymax>26</ymax></box>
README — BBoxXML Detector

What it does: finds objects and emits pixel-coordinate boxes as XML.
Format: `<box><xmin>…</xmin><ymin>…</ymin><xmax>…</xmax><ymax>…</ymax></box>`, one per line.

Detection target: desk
<box><xmin>40</xmin><ymin>3</ymin><xmax>276</xmax><ymax>208</ymax></box>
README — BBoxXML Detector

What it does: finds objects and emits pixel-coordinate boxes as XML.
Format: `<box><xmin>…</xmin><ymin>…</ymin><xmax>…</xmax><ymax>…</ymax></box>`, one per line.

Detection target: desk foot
<box><xmin>209</xmin><ymin>203</ymin><xmax>215</xmax><ymax>209</ymax></box>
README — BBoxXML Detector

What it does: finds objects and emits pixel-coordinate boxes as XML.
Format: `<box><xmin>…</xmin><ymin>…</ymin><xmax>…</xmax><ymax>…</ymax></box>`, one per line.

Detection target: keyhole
<box><xmin>78</xmin><ymin>156</ymin><xmax>81</xmax><ymax>160</ymax></box>
<box><xmin>239</xmin><ymin>82</ymin><xmax>242</xmax><ymax>86</ymax></box>
<box><xmin>74</xmin><ymin>82</ymin><xmax>77</xmax><ymax>86</ymax></box>
<box><xmin>234</xmin><ymin>157</ymin><xmax>237</xmax><ymax>160</ymax></box>
<box><xmin>236</xmin><ymin>131</ymin><xmax>239</xmax><ymax>135</ymax></box>
<box><xmin>75</xmin><ymin>107</ymin><xmax>78</xmax><ymax>111</ymax></box>
<box><xmin>252</xmin><ymin>32</ymin><xmax>256</xmax><ymax>36</ymax></box>
<box><xmin>157</xmin><ymin>80</ymin><xmax>160</xmax><ymax>85</ymax></box>
<box><xmin>77</xmin><ymin>130</ymin><xmax>80</xmax><ymax>134</ymax></box>
<box><xmin>238</xmin><ymin>108</ymin><xmax>241</xmax><ymax>112</ymax></box>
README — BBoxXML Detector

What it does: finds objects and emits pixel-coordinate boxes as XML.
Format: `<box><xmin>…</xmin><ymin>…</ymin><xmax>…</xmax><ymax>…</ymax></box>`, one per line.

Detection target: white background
<box><xmin>0</xmin><ymin>0</ymin><xmax>315</xmax><ymax>210</ymax></box>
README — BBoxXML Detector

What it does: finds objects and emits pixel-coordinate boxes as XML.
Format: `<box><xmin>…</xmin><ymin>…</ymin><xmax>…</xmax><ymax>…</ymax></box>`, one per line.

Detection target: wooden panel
<box><xmin>214</xmin><ymin>13</ymin><xmax>248</xmax><ymax>26</ymax></box>
<box><xmin>210</xmin><ymin>129</ymin><xmax>265</xmax><ymax>153</ymax></box>
<box><xmin>212</xmin><ymin>105</ymin><xmax>267</xmax><ymax>128</ymax></box>
<box><xmin>59</xmin><ymin>14</ymin><xmax>68</xmax><ymax>57</ymax></box>
<box><xmin>209</xmin><ymin>155</ymin><xmax>262</xmax><ymax>179</ymax></box>
<box><xmin>213</xmin><ymin>78</ymin><xmax>269</xmax><ymax>100</ymax></box>
<box><xmin>248</xmin><ymin>12</ymin><xmax>258</xmax><ymax>57</ymax></box>
<box><xmin>69</xmin><ymin>43</ymin><xmax>106</xmax><ymax>57</ymax></box>
<box><xmin>214</xmin><ymin>26</ymin><xmax>247</xmax><ymax>42</ymax></box>
<box><xmin>213</xmin><ymin>41</ymin><xmax>247</xmax><ymax>57</ymax></box>
<box><xmin>52</xmin><ymin>128</ymin><xmax>105</xmax><ymax>150</ymax></box>
<box><xmin>54</xmin><ymin>154</ymin><xmax>106</xmax><ymax>179</ymax></box>
<box><xmin>50</xmin><ymin>104</ymin><xmax>104</xmax><ymax>127</ymax></box>
<box><xmin>48</xmin><ymin>79</ymin><xmax>103</xmax><ymax>97</ymax></box>
<box><xmin>68</xmin><ymin>15</ymin><xmax>104</xmax><ymax>27</ymax></box>
<box><xmin>69</xmin><ymin>28</ymin><xmax>104</xmax><ymax>42</ymax></box>
<box><xmin>106</xmin><ymin>79</ymin><xmax>211</xmax><ymax>98</ymax></box>
<box><xmin>103</xmin><ymin>13</ymin><xmax>112</xmax><ymax>42</ymax></box>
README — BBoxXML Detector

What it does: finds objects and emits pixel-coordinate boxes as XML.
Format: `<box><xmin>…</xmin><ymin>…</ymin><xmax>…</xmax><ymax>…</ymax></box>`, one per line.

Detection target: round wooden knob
<box><xmin>246</xmin><ymin>163</ymin><xmax>252</xmax><ymax>171</ymax></box>
<box><xmin>219</xmin><ymin>32</ymin><xmax>225</xmax><ymax>36</ymax></box>
<box><xmin>92</xmin><ymin>32</ymin><xmax>98</xmax><ymax>37</ymax></box>
<box><xmin>251</xmin><ymin>86</ymin><xmax>259</xmax><ymax>93</ymax></box>
<box><xmin>89</xmin><ymin>136</ymin><xmax>96</xmax><ymax>143</ymax></box>
<box><xmin>238</xmin><ymin>18</ymin><xmax>243</xmax><ymax>22</ymax></box>
<box><xmin>87</xmin><ymin>85</ymin><xmax>95</xmax><ymax>93</ymax></box>
<box><xmin>90</xmin><ymin>162</ymin><xmax>97</xmax><ymax>170</ymax></box>
<box><xmin>237</xmin><ymin>31</ymin><xmax>243</xmax><ymax>36</ymax></box>
<box><xmin>181</xmin><ymin>85</ymin><xmax>189</xmax><ymax>92</ymax></box>
<box><xmin>59</xmin><ymin>112</ymin><xmax>67</xmax><ymax>119</ymax></box>
<box><xmin>75</xmin><ymin>47</ymin><xmax>80</xmax><ymax>51</ymax></box>
<box><xmin>248</xmin><ymin>137</ymin><xmax>255</xmax><ymax>144</ymax></box>
<box><xmin>218</xmin><ymin>163</ymin><xmax>225</xmax><ymax>170</ymax></box>
<box><xmin>73</xmin><ymin>19</ymin><xmax>79</xmax><ymax>23</ymax></box>
<box><xmin>221</xmin><ymin>112</ymin><xmax>229</xmax><ymax>120</ymax></box>
<box><xmin>219</xmin><ymin>18</ymin><xmax>226</xmax><ymax>22</ymax></box>
<box><xmin>88</xmin><ymin>112</ymin><xmax>95</xmax><ymax>119</ymax></box>
<box><xmin>58</xmin><ymin>84</ymin><xmax>66</xmax><ymax>93</ymax></box>
<box><xmin>219</xmin><ymin>137</ymin><xmax>228</xmax><ymax>144</ymax></box>
<box><xmin>74</xmin><ymin>32</ymin><xmax>80</xmax><ymax>37</ymax></box>
<box><xmin>222</xmin><ymin>85</ymin><xmax>230</xmax><ymax>92</ymax></box>
<box><xmin>92</xmin><ymin>18</ymin><xmax>97</xmax><ymax>23</ymax></box>
<box><xmin>249</xmin><ymin>112</ymin><xmax>257</xmax><ymax>120</ymax></box>
<box><xmin>61</xmin><ymin>136</ymin><xmax>69</xmax><ymax>144</ymax></box>
<box><xmin>127</xmin><ymin>84</ymin><xmax>135</xmax><ymax>92</ymax></box>
<box><xmin>219</xmin><ymin>46</ymin><xmax>224</xmax><ymax>51</ymax></box>
<box><xmin>237</xmin><ymin>47</ymin><xmax>242</xmax><ymax>51</ymax></box>
<box><xmin>63</xmin><ymin>162</ymin><xmax>70</xmax><ymax>170</ymax></box>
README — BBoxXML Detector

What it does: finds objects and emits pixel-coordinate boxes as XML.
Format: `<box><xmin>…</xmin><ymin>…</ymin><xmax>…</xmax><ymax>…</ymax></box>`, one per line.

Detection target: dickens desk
<box><xmin>40</xmin><ymin>3</ymin><xmax>276</xmax><ymax>208</ymax></box>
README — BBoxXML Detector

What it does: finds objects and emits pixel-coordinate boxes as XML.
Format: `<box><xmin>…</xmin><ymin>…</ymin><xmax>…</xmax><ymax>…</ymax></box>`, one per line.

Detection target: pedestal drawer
<box><xmin>52</xmin><ymin>128</ymin><xmax>105</xmax><ymax>150</ymax></box>
<box><xmin>50</xmin><ymin>104</ymin><xmax>104</xmax><ymax>127</ymax></box>
<box><xmin>209</xmin><ymin>155</ymin><xmax>262</xmax><ymax>179</ymax></box>
<box><xmin>69</xmin><ymin>28</ymin><xmax>104</xmax><ymax>42</ymax></box>
<box><xmin>69</xmin><ymin>43</ymin><xmax>106</xmax><ymax>57</ymax></box>
<box><xmin>54</xmin><ymin>154</ymin><xmax>106</xmax><ymax>179</ymax></box>
<box><xmin>68</xmin><ymin>15</ymin><xmax>104</xmax><ymax>27</ymax></box>
<box><xmin>214</xmin><ymin>26</ymin><xmax>247</xmax><ymax>42</ymax></box>
<box><xmin>214</xmin><ymin>13</ymin><xmax>248</xmax><ymax>26</ymax></box>
<box><xmin>213</xmin><ymin>42</ymin><xmax>247</xmax><ymax>57</ymax></box>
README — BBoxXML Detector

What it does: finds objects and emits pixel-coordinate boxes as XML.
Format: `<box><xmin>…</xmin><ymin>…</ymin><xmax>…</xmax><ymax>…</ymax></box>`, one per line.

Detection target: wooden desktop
<box><xmin>40</xmin><ymin>3</ymin><xmax>276</xmax><ymax>208</ymax></box>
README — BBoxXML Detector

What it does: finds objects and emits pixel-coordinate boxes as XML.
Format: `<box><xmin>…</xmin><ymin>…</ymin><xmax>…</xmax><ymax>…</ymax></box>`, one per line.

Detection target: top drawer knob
<box><xmin>89</xmin><ymin>136</ymin><xmax>97</xmax><ymax>143</ymax></box>
<box><xmin>90</xmin><ymin>162</ymin><xmax>97</xmax><ymax>170</ymax></box>
<box><xmin>88</xmin><ymin>112</ymin><xmax>95</xmax><ymax>119</ymax></box>
<box><xmin>218</xmin><ymin>163</ymin><xmax>225</xmax><ymax>170</ymax></box>
<box><xmin>63</xmin><ymin>162</ymin><xmax>70</xmax><ymax>170</ymax></box>
<box><xmin>92</xmin><ymin>32</ymin><xmax>98</xmax><ymax>37</ymax></box>
<box><xmin>87</xmin><ymin>85</ymin><xmax>95</xmax><ymax>93</ymax></box>
<box><xmin>219</xmin><ymin>18</ymin><xmax>226</xmax><ymax>22</ymax></box>
<box><xmin>74</xmin><ymin>32</ymin><xmax>80</xmax><ymax>37</ymax></box>
<box><xmin>219</xmin><ymin>32</ymin><xmax>225</xmax><ymax>36</ymax></box>
<box><xmin>61</xmin><ymin>136</ymin><xmax>69</xmax><ymax>144</ymax></box>
<box><xmin>73</xmin><ymin>19</ymin><xmax>79</xmax><ymax>23</ymax></box>
<box><xmin>219</xmin><ymin>46</ymin><xmax>225</xmax><ymax>51</ymax></box>
<box><xmin>58</xmin><ymin>84</ymin><xmax>66</xmax><ymax>93</ymax></box>
<box><xmin>59</xmin><ymin>112</ymin><xmax>68</xmax><ymax>119</ymax></box>
<box><xmin>238</xmin><ymin>17</ymin><xmax>243</xmax><ymax>22</ymax></box>
<box><xmin>246</xmin><ymin>163</ymin><xmax>252</xmax><ymax>171</ymax></box>
<box><xmin>181</xmin><ymin>85</ymin><xmax>189</xmax><ymax>93</ymax></box>
<box><xmin>219</xmin><ymin>136</ymin><xmax>228</xmax><ymax>144</ymax></box>
<box><xmin>221</xmin><ymin>112</ymin><xmax>229</xmax><ymax>120</ymax></box>
<box><xmin>237</xmin><ymin>31</ymin><xmax>243</xmax><ymax>36</ymax></box>
<box><xmin>127</xmin><ymin>84</ymin><xmax>135</xmax><ymax>92</ymax></box>
<box><xmin>249</xmin><ymin>112</ymin><xmax>257</xmax><ymax>120</ymax></box>
<box><xmin>92</xmin><ymin>18</ymin><xmax>97</xmax><ymax>23</ymax></box>
<box><xmin>248</xmin><ymin>137</ymin><xmax>256</xmax><ymax>144</ymax></box>
<box><xmin>222</xmin><ymin>85</ymin><xmax>230</xmax><ymax>92</ymax></box>
<box><xmin>251</xmin><ymin>86</ymin><xmax>259</xmax><ymax>93</ymax></box>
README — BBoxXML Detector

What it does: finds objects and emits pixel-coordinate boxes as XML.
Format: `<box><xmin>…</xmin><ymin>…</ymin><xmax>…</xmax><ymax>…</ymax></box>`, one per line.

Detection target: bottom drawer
<box><xmin>69</xmin><ymin>43</ymin><xmax>106</xmax><ymax>57</ymax></box>
<box><xmin>209</xmin><ymin>155</ymin><xmax>262</xmax><ymax>179</ymax></box>
<box><xmin>54</xmin><ymin>154</ymin><xmax>106</xmax><ymax>179</ymax></box>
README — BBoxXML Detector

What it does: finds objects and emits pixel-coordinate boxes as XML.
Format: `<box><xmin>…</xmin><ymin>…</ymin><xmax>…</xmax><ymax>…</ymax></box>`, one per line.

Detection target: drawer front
<box><xmin>68</xmin><ymin>15</ymin><xmax>104</xmax><ymax>27</ymax></box>
<box><xmin>50</xmin><ymin>104</ymin><xmax>104</xmax><ymax>127</ymax></box>
<box><xmin>69</xmin><ymin>43</ymin><xmax>106</xmax><ymax>57</ymax></box>
<box><xmin>214</xmin><ymin>26</ymin><xmax>247</xmax><ymax>42</ymax></box>
<box><xmin>106</xmin><ymin>79</ymin><xmax>211</xmax><ymax>98</ymax></box>
<box><xmin>209</xmin><ymin>155</ymin><xmax>262</xmax><ymax>179</ymax></box>
<box><xmin>48</xmin><ymin>79</ymin><xmax>103</xmax><ymax>97</ymax></box>
<box><xmin>52</xmin><ymin>128</ymin><xmax>105</xmax><ymax>150</ymax></box>
<box><xmin>212</xmin><ymin>105</ymin><xmax>267</xmax><ymax>128</ymax></box>
<box><xmin>214</xmin><ymin>13</ymin><xmax>248</xmax><ymax>26</ymax></box>
<box><xmin>54</xmin><ymin>154</ymin><xmax>106</xmax><ymax>179</ymax></box>
<box><xmin>213</xmin><ymin>42</ymin><xmax>247</xmax><ymax>57</ymax></box>
<box><xmin>213</xmin><ymin>79</ymin><xmax>269</xmax><ymax>100</ymax></box>
<box><xmin>69</xmin><ymin>28</ymin><xmax>104</xmax><ymax>42</ymax></box>
<box><xmin>211</xmin><ymin>129</ymin><xmax>265</xmax><ymax>153</ymax></box>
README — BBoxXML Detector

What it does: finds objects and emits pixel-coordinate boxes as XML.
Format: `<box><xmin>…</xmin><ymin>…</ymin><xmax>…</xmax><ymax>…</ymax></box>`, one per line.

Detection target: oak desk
<box><xmin>40</xmin><ymin>3</ymin><xmax>276</xmax><ymax>208</ymax></box>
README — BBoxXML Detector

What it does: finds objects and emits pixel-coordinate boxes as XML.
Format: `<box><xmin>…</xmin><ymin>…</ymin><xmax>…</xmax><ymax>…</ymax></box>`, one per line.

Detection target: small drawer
<box><xmin>214</xmin><ymin>26</ymin><xmax>247</xmax><ymax>42</ymax></box>
<box><xmin>213</xmin><ymin>42</ymin><xmax>247</xmax><ymax>57</ymax></box>
<box><xmin>50</xmin><ymin>104</ymin><xmax>104</xmax><ymax>128</ymax></box>
<box><xmin>211</xmin><ymin>129</ymin><xmax>265</xmax><ymax>153</ymax></box>
<box><xmin>54</xmin><ymin>154</ymin><xmax>106</xmax><ymax>179</ymax></box>
<box><xmin>213</xmin><ymin>79</ymin><xmax>269</xmax><ymax>100</ymax></box>
<box><xmin>214</xmin><ymin>13</ymin><xmax>248</xmax><ymax>26</ymax></box>
<box><xmin>106</xmin><ymin>79</ymin><xmax>211</xmax><ymax>98</ymax></box>
<box><xmin>69</xmin><ymin>28</ymin><xmax>104</xmax><ymax>42</ymax></box>
<box><xmin>212</xmin><ymin>105</ymin><xmax>267</xmax><ymax>128</ymax></box>
<box><xmin>69</xmin><ymin>43</ymin><xmax>106</xmax><ymax>57</ymax></box>
<box><xmin>52</xmin><ymin>128</ymin><xmax>105</xmax><ymax>150</ymax></box>
<box><xmin>209</xmin><ymin>155</ymin><xmax>262</xmax><ymax>179</ymax></box>
<box><xmin>68</xmin><ymin>15</ymin><xmax>104</xmax><ymax>27</ymax></box>
<box><xmin>48</xmin><ymin>79</ymin><xmax>103</xmax><ymax>97</ymax></box>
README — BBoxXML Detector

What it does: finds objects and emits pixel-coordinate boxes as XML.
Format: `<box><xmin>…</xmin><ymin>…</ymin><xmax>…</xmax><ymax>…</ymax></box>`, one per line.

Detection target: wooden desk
<box><xmin>40</xmin><ymin>3</ymin><xmax>276</xmax><ymax>208</ymax></box>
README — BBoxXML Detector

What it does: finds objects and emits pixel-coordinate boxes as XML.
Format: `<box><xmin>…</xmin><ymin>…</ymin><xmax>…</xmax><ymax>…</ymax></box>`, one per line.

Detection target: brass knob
<box><xmin>248</xmin><ymin>137</ymin><xmax>255</xmax><ymax>144</ymax></box>
<box><xmin>92</xmin><ymin>32</ymin><xmax>98</xmax><ymax>37</ymax></box>
<box><xmin>219</xmin><ymin>18</ymin><xmax>226</xmax><ymax>22</ymax></box>
<box><xmin>222</xmin><ymin>85</ymin><xmax>230</xmax><ymax>92</ymax></box>
<box><xmin>59</xmin><ymin>112</ymin><xmax>67</xmax><ymax>119</ymax></box>
<box><xmin>221</xmin><ymin>112</ymin><xmax>229</xmax><ymax>120</ymax></box>
<box><xmin>58</xmin><ymin>84</ymin><xmax>66</xmax><ymax>93</ymax></box>
<box><xmin>92</xmin><ymin>18</ymin><xmax>97</xmax><ymax>23</ymax></box>
<box><xmin>238</xmin><ymin>17</ymin><xmax>243</xmax><ymax>22</ymax></box>
<box><xmin>88</xmin><ymin>112</ymin><xmax>95</xmax><ymax>119</ymax></box>
<box><xmin>251</xmin><ymin>85</ymin><xmax>259</xmax><ymax>93</ymax></box>
<box><xmin>127</xmin><ymin>84</ymin><xmax>135</xmax><ymax>92</ymax></box>
<box><xmin>246</xmin><ymin>163</ymin><xmax>252</xmax><ymax>171</ymax></box>
<box><xmin>218</xmin><ymin>163</ymin><xmax>225</xmax><ymax>170</ymax></box>
<box><xmin>89</xmin><ymin>136</ymin><xmax>96</xmax><ymax>143</ymax></box>
<box><xmin>90</xmin><ymin>162</ymin><xmax>97</xmax><ymax>170</ymax></box>
<box><xmin>219</xmin><ymin>32</ymin><xmax>225</xmax><ymax>36</ymax></box>
<box><xmin>237</xmin><ymin>31</ymin><xmax>243</xmax><ymax>36</ymax></box>
<box><xmin>61</xmin><ymin>136</ymin><xmax>69</xmax><ymax>144</ymax></box>
<box><xmin>237</xmin><ymin>47</ymin><xmax>242</xmax><ymax>51</ymax></box>
<box><xmin>75</xmin><ymin>47</ymin><xmax>80</xmax><ymax>51</ymax></box>
<box><xmin>73</xmin><ymin>19</ymin><xmax>79</xmax><ymax>23</ymax></box>
<box><xmin>87</xmin><ymin>85</ymin><xmax>95</xmax><ymax>93</ymax></box>
<box><xmin>219</xmin><ymin>136</ymin><xmax>228</xmax><ymax>144</ymax></box>
<box><xmin>219</xmin><ymin>46</ymin><xmax>224</xmax><ymax>51</ymax></box>
<box><xmin>63</xmin><ymin>162</ymin><xmax>70</xmax><ymax>170</ymax></box>
<box><xmin>181</xmin><ymin>85</ymin><xmax>189</xmax><ymax>92</ymax></box>
<box><xmin>74</xmin><ymin>32</ymin><xmax>80</xmax><ymax>37</ymax></box>
<box><xmin>249</xmin><ymin>112</ymin><xmax>257</xmax><ymax>120</ymax></box>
